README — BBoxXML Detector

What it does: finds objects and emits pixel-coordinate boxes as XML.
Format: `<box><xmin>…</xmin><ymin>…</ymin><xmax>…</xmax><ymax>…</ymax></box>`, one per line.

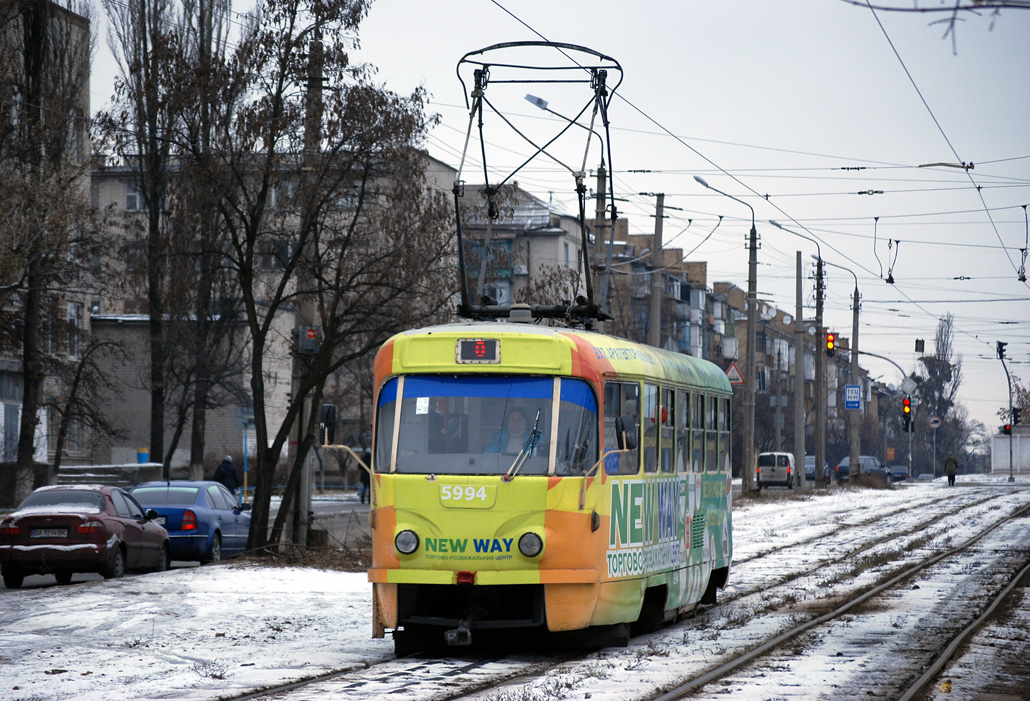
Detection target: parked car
<box><xmin>834</xmin><ymin>455</ymin><xmax>894</xmax><ymax>485</ymax></box>
<box><xmin>886</xmin><ymin>465</ymin><xmax>909</xmax><ymax>482</ymax></box>
<box><xmin>804</xmin><ymin>455</ymin><xmax>829</xmax><ymax>484</ymax></box>
<box><xmin>0</xmin><ymin>485</ymin><xmax>170</xmax><ymax>589</ymax></box>
<box><xmin>129</xmin><ymin>481</ymin><xmax>251</xmax><ymax>563</ymax></box>
<box><xmin>757</xmin><ymin>452</ymin><xmax>795</xmax><ymax>490</ymax></box>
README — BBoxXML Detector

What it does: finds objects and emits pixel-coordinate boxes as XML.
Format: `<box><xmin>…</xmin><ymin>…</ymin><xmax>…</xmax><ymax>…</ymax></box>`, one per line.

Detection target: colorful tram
<box><xmin>368</xmin><ymin>321</ymin><xmax>734</xmax><ymax>651</ymax></box>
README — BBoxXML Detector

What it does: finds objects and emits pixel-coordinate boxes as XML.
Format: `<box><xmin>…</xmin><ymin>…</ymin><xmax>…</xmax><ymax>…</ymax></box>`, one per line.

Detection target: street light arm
<box><xmin>822</xmin><ymin>258</ymin><xmax>858</xmax><ymax>290</ymax></box>
<box><xmin>769</xmin><ymin>220</ymin><xmax>821</xmax><ymax>261</ymax></box>
<box><xmin>694</xmin><ymin>176</ymin><xmax>755</xmax><ymax>229</ymax></box>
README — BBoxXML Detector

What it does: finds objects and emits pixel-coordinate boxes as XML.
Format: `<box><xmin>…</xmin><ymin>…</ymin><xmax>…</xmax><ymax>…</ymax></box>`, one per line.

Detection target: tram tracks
<box><xmin>231</xmin><ymin>486</ymin><xmax>1030</xmax><ymax>700</ymax></box>
<box><xmin>651</xmin><ymin>499</ymin><xmax>1030</xmax><ymax>699</ymax></box>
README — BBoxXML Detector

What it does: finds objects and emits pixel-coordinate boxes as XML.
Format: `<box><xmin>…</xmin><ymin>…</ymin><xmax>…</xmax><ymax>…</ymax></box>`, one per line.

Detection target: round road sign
<box><xmin>929</xmin><ymin>416</ymin><xmax>942</xmax><ymax>429</ymax></box>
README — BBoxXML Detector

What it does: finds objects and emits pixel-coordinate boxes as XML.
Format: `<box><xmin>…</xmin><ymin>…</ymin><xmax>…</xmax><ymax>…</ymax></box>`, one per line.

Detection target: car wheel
<box><xmin>154</xmin><ymin>544</ymin><xmax>170</xmax><ymax>573</ymax></box>
<box><xmin>2</xmin><ymin>569</ymin><xmax>24</xmax><ymax>589</ymax></box>
<box><xmin>104</xmin><ymin>547</ymin><xmax>126</xmax><ymax>579</ymax></box>
<box><xmin>202</xmin><ymin>533</ymin><xmax>222</xmax><ymax>565</ymax></box>
<box><xmin>54</xmin><ymin>571</ymin><xmax>73</xmax><ymax>585</ymax></box>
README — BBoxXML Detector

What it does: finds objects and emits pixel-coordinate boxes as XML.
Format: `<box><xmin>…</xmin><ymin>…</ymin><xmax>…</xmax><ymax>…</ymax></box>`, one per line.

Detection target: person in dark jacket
<box><xmin>214</xmin><ymin>455</ymin><xmax>239</xmax><ymax>494</ymax></box>
<box><xmin>945</xmin><ymin>453</ymin><xmax>958</xmax><ymax>487</ymax></box>
<box><xmin>358</xmin><ymin>451</ymin><xmax>372</xmax><ymax>504</ymax></box>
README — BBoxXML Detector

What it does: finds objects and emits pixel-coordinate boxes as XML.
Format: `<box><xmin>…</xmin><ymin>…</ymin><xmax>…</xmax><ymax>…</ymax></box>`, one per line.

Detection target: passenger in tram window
<box><xmin>484</xmin><ymin>407</ymin><xmax>539</xmax><ymax>454</ymax></box>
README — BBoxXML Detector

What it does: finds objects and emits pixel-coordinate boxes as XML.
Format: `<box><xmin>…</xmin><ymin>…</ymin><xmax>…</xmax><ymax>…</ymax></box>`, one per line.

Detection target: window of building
<box><xmin>66</xmin><ymin>301</ymin><xmax>83</xmax><ymax>360</ymax></box>
<box><xmin>125</xmin><ymin>182</ymin><xmax>144</xmax><ymax>211</ymax></box>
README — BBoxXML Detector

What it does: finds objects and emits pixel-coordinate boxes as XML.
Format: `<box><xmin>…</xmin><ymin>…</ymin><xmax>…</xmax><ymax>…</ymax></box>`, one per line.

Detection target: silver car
<box><xmin>757</xmin><ymin>452</ymin><xmax>795</xmax><ymax>490</ymax></box>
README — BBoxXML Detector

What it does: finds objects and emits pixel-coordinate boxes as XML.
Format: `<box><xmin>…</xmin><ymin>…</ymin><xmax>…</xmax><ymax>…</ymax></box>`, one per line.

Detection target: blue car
<box><xmin>129</xmin><ymin>481</ymin><xmax>250</xmax><ymax>563</ymax></box>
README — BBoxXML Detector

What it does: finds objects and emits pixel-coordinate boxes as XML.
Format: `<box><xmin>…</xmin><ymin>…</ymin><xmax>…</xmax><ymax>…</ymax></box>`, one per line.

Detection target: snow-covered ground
<box><xmin>2</xmin><ymin>475</ymin><xmax>1028</xmax><ymax>701</ymax></box>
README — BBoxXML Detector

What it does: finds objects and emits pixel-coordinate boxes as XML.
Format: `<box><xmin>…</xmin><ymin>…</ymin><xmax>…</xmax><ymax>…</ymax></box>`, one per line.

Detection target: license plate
<box><xmin>30</xmin><ymin>528</ymin><xmax>68</xmax><ymax>538</ymax></box>
<box><xmin>156</xmin><ymin>516</ymin><xmax>166</xmax><ymax>525</ymax></box>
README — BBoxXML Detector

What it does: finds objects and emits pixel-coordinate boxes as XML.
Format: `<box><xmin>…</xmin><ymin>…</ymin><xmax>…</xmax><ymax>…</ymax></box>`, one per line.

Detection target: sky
<box><xmin>3</xmin><ymin>476</ymin><xmax>1029</xmax><ymax>700</ymax></box>
<box><xmin>87</xmin><ymin>1</ymin><xmax>1030</xmax><ymax>437</ymax></box>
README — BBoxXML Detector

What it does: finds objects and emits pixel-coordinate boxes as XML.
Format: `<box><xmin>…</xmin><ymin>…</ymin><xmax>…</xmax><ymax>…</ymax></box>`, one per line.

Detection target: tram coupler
<box><xmin>444</xmin><ymin>622</ymin><xmax>472</xmax><ymax>646</ymax></box>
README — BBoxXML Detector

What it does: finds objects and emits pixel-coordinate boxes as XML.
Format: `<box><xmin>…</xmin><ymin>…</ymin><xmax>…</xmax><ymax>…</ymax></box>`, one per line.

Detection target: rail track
<box><xmin>233</xmin><ymin>482</ymin><xmax>1030</xmax><ymax>701</ymax></box>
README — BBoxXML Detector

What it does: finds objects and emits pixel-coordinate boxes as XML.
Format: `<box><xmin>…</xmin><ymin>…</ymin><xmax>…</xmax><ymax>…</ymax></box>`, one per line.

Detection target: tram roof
<box><xmin>378</xmin><ymin>322</ymin><xmax>732</xmax><ymax>395</ymax></box>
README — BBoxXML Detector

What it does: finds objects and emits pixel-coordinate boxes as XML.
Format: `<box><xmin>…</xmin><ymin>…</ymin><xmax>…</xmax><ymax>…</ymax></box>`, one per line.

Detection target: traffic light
<box><xmin>902</xmin><ymin>396</ymin><xmax>911</xmax><ymax>432</ymax></box>
<box><xmin>1014</xmin><ymin>408</ymin><xmax>1022</xmax><ymax>426</ymax></box>
<box><xmin>997</xmin><ymin>341</ymin><xmax>1007</xmax><ymax>360</ymax></box>
<box><xmin>1002</xmin><ymin>424</ymin><xmax>1012</xmax><ymax>435</ymax></box>
<box><xmin>826</xmin><ymin>332</ymin><xmax>836</xmax><ymax>357</ymax></box>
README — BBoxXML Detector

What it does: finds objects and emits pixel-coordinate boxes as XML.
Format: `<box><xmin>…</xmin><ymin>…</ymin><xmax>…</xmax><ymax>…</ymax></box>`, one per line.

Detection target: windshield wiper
<box><xmin>503</xmin><ymin>410</ymin><xmax>543</xmax><ymax>481</ymax></box>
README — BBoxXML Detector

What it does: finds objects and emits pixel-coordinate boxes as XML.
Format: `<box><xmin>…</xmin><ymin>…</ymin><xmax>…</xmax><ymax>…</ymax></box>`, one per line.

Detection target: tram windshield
<box><xmin>375</xmin><ymin>375</ymin><xmax>598</xmax><ymax>476</ymax></box>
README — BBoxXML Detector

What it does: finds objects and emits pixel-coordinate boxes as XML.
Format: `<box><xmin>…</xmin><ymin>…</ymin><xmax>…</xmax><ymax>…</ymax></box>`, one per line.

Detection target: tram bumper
<box><xmin>371</xmin><ymin>568</ymin><xmax>601</xmax><ymax>635</ymax></box>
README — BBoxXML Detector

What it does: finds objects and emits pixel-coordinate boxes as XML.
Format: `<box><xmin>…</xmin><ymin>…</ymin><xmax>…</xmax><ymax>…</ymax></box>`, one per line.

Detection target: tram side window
<box><xmin>643</xmin><ymin>383</ymin><xmax>658</xmax><ymax>473</ymax></box>
<box><xmin>706</xmin><ymin>394</ymin><xmax>717</xmax><ymax>472</ymax></box>
<box><xmin>660</xmin><ymin>388</ymin><xmax>675</xmax><ymax>473</ymax></box>
<box><xmin>692</xmin><ymin>393</ymin><xmax>704</xmax><ymax>472</ymax></box>
<box><xmin>604</xmin><ymin>381</ymin><xmax>640</xmax><ymax>475</ymax></box>
<box><xmin>554</xmin><ymin>379</ymin><xmax>599</xmax><ymax>476</ymax></box>
<box><xmin>718</xmin><ymin>396</ymin><xmax>731</xmax><ymax>473</ymax></box>
<box><xmin>676</xmin><ymin>390</ymin><xmax>690</xmax><ymax>473</ymax></box>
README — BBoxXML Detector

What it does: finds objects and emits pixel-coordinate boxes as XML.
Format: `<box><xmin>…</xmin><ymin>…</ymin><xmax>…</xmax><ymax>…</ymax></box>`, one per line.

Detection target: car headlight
<box><xmin>518</xmin><ymin>532</ymin><xmax>543</xmax><ymax>558</ymax></box>
<box><xmin>395</xmin><ymin>529</ymin><xmax>419</xmax><ymax>555</ymax></box>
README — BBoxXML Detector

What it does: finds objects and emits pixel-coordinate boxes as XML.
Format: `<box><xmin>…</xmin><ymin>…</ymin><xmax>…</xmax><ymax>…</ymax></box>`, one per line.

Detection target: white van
<box><xmin>757</xmin><ymin>452</ymin><xmax>794</xmax><ymax>490</ymax></box>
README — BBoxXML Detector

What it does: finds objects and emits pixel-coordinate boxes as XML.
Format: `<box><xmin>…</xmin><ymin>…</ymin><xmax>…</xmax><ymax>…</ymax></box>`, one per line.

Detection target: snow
<box><xmin>1</xmin><ymin>475</ymin><xmax>1027</xmax><ymax>700</ymax></box>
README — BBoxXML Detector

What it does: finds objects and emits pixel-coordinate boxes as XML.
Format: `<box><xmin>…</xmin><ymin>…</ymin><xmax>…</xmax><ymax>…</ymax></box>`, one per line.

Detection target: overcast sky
<box><xmin>89</xmin><ymin>1</ymin><xmax>1030</xmax><ymax>439</ymax></box>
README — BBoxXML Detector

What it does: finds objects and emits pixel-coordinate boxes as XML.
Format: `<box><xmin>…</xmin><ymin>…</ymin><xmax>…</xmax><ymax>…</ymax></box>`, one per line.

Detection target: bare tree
<box><xmin>98</xmin><ymin>0</ymin><xmax>247</xmax><ymax>475</ymax></box>
<box><xmin>45</xmin><ymin>336</ymin><xmax>128</xmax><ymax>481</ymax></box>
<box><xmin>0</xmin><ymin>0</ymin><xmax>96</xmax><ymax>502</ymax></box>
<box><xmin>99</xmin><ymin>0</ymin><xmax>180</xmax><ymax>477</ymax></box>
<box><xmin>836</xmin><ymin>0</ymin><xmax>1027</xmax><ymax>51</ymax></box>
<box><xmin>189</xmin><ymin>0</ymin><xmax>453</xmax><ymax>550</ymax></box>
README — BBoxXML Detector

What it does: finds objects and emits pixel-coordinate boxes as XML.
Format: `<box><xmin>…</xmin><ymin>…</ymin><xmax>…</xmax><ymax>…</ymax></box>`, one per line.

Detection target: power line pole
<box><xmin>288</xmin><ymin>18</ymin><xmax>324</xmax><ymax>548</ymax></box>
<box><xmin>649</xmin><ymin>193</ymin><xmax>664</xmax><ymax>348</ymax></box>
<box><xmin>848</xmin><ymin>283</ymin><xmax>861</xmax><ymax>482</ymax></box>
<box><xmin>814</xmin><ymin>259</ymin><xmax>826</xmax><ymax>485</ymax></box>
<box><xmin>794</xmin><ymin>251</ymin><xmax>806</xmax><ymax>488</ymax></box>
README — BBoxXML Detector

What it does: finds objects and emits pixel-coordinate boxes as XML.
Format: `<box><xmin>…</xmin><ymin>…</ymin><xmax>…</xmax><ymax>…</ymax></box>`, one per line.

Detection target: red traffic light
<box><xmin>826</xmin><ymin>332</ymin><xmax>836</xmax><ymax>357</ymax></box>
<box><xmin>1002</xmin><ymin>424</ymin><xmax>1012</xmax><ymax>435</ymax></box>
<box><xmin>903</xmin><ymin>397</ymin><xmax>911</xmax><ymax>414</ymax></box>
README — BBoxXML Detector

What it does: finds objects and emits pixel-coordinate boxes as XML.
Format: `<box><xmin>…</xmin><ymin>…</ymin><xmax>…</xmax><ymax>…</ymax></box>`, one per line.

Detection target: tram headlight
<box><xmin>518</xmin><ymin>532</ymin><xmax>544</xmax><ymax>558</ymax></box>
<box><xmin>395</xmin><ymin>529</ymin><xmax>420</xmax><ymax>555</ymax></box>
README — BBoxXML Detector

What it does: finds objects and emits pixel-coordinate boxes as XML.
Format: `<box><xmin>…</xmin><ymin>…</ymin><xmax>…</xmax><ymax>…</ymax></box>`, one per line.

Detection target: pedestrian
<box><xmin>358</xmin><ymin>451</ymin><xmax>372</xmax><ymax>505</ymax></box>
<box><xmin>945</xmin><ymin>453</ymin><xmax>958</xmax><ymax>487</ymax></box>
<box><xmin>213</xmin><ymin>455</ymin><xmax>239</xmax><ymax>494</ymax></box>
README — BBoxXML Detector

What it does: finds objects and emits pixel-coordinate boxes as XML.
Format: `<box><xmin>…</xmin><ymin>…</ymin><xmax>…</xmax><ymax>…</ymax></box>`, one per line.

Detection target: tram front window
<box><xmin>375</xmin><ymin>375</ymin><xmax>598</xmax><ymax>476</ymax></box>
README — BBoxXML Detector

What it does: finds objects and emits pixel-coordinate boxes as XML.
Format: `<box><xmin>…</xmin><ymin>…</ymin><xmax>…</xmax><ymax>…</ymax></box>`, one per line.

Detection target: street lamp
<box><xmin>695</xmin><ymin>176</ymin><xmax>758</xmax><ymax>494</ymax></box>
<box><xmin>770</xmin><ymin>221</ymin><xmax>827</xmax><ymax>488</ymax></box>
<box><xmin>822</xmin><ymin>258</ymin><xmax>861</xmax><ymax>482</ymax></box>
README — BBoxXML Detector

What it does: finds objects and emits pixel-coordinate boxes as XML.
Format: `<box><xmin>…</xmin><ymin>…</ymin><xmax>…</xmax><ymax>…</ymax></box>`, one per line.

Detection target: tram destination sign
<box><xmin>455</xmin><ymin>338</ymin><xmax>501</xmax><ymax>364</ymax></box>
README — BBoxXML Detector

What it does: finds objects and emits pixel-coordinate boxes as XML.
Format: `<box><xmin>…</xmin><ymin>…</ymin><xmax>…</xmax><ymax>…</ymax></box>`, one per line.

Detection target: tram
<box><xmin>367</xmin><ymin>319</ymin><xmax>733</xmax><ymax>651</ymax></box>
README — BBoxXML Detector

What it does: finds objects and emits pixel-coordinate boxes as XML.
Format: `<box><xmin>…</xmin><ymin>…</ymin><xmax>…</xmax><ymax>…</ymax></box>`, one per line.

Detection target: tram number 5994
<box><xmin>441</xmin><ymin>485</ymin><xmax>489</xmax><ymax>502</ymax></box>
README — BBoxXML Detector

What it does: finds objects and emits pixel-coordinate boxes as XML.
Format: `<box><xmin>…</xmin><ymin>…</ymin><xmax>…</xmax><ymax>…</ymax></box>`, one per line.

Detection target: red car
<box><xmin>0</xmin><ymin>485</ymin><xmax>171</xmax><ymax>589</ymax></box>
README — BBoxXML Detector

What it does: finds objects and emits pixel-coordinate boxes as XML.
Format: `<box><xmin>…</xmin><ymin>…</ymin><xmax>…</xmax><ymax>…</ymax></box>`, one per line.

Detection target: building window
<box><xmin>563</xmin><ymin>242</ymin><xmax>570</xmax><ymax>268</ymax></box>
<box><xmin>66</xmin><ymin>301</ymin><xmax>83</xmax><ymax>360</ymax></box>
<box><xmin>125</xmin><ymin>182</ymin><xmax>144</xmax><ymax>211</ymax></box>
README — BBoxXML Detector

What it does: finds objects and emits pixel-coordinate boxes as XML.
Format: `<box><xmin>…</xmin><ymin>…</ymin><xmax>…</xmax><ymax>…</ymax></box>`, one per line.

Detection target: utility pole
<box><xmin>744</xmin><ymin>220</ymin><xmax>758</xmax><ymax>494</ymax></box>
<box><xmin>593</xmin><ymin>164</ymin><xmax>607</xmax><ymax>263</ymax></box>
<box><xmin>288</xmin><ymin>19</ymin><xmax>324</xmax><ymax>548</ymax></box>
<box><xmin>794</xmin><ymin>251</ymin><xmax>806</xmax><ymax>488</ymax></box>
<box><xmin>999</xmin><ymin>341</ymin><xmax>1015</xmax><ymax>482</ymax></box>
<box><xmin>649</xmin><ymin>193</ymin><xmax>664</xmax><ymax>348</ymax></box>
<box><xmin>815</xmin><ymin>258</ymin><xmax>826</xmax><ymax>486</ymax></box>
<box><xmin>593</xmin><ymin>165</ymin><xmax>607</xmax><ymax>333</ymax></box>
<box><xmin>848</xmin><ymin>283</ymin><xmax>861</xmax><ymax>482</ymax></box>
